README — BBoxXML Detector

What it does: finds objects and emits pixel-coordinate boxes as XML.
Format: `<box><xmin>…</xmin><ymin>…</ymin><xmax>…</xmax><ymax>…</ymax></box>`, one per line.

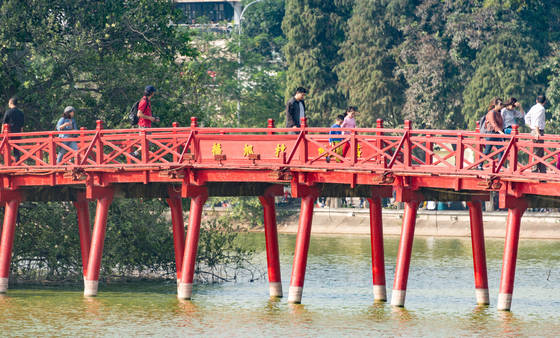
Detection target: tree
<box><xmin>282</xmin><ymin>0</ymin><xmax>351</xmax><ymax>126</ymax></box>
<box><xmin>336</xmin><ymin>0</ymin><xmax>406</xmax><ymax>127</ymax></box>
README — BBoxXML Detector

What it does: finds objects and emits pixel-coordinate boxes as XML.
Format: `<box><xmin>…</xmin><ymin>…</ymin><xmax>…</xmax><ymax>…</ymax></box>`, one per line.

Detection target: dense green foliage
<box><xmin>284</xmin><ymin>0</ymin><xmax>560</xmax><ymax>130</ymax></box>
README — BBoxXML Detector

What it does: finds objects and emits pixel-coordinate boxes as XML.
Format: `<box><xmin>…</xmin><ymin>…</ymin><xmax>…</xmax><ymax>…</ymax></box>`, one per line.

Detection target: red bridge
<box><xmin>1</xmin><ymin>117</ymin><xmax>559</xmax><ymax>311</ymax></box>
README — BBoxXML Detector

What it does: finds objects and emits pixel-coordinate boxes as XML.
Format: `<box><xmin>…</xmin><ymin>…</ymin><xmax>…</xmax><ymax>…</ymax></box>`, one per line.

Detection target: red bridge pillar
<box><xmin>368</xmin><ymin>186</ymin><xmax>392</xmax><ymax>302</ymax></box>
<box><xmin>0</xmin><ymin>191</ymin><xmax>21</xmax><ymax>293</ymax></box>
<box><xmin>497</xmin><ymin>197</ymin><xmax>528</xmax><ymax>311</ymax></box>
<box><xmin>177</xmin><ymin>186</ymin><xmax>208</xmax><ymax>300</ymax></box>
<box><xmin>258</xmin><ymin>185</ymin><xmax>284</xmax><ymax>298</ymax></box>
<box><xmin>84</xmin><ymin>187</ymin><xmax>114</xmax><ymax>297</ymax></box>
<box><xmin>167</xmin><ymin>187</ymin><xmax>186</xmax><ymax>286</ymax></box>
<box><xmin>391</xmin><ymin>200</ymin><xmax>420</xmax><ymax>307</ymax></box>
<box><xmin>73</xmin><ymin>195</ymin><xmax>92</xmax><ymax>278</ymax></box>
<box><xmin>288</xmin><ymin>185</ymin><xmax>319</xmax><ymax>304</ymax></box>
<box><xmin>467</xmin><ymin>200</ymin><xmax>489</xmax><ymax>305</ymax></box>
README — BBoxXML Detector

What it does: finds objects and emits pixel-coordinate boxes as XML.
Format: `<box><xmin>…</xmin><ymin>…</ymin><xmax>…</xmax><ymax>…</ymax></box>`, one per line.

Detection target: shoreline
<box><xmin>265</xmin><ymin>208</ymin><xmax>560</xmax><ymax>239</ymax></box>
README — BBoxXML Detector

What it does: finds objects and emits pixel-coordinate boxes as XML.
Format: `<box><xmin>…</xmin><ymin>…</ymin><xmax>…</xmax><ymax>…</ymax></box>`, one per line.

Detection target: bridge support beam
<box><xmin>259</xmin><ymin>185</ymin><xmax>284</xmax><ymax>298</ymax></box>
<box><xmin>391</xmin><ymin>200</ymin><xmax>419</xmax><ymax>307</ymax></box>
<box><xmin>84</xmin><ymin>187</ymin><xmax>114</xmax><ymax>297</ymax></box>
<box><xmin>178</xmin><ymin>187</ymin><xmax>208</xmax><ymax>300</ymax></box>
<box><xmin>73</xmin><ymin>196</ymin><xmax>92</xmax><ymax>278</ymax></box>
<box><xmin>367</xmin><ymin>186</ymin><xmax>391</xmax><ymax>302</ymax></box>
<box><xmin>497</xmin><ymin>198</ymin><xmax>528</xmax><ymax>311</ymax></box>
<box><xmin>0</xmin><ymin>194</ymin><xmax>21</xmax><ymax>293</ymax></box>
<box><xmin>288</xmin><ymin>185</ymin><xmax>319</xmax><ymax>304</ymax></box>
<box><xmin>467</xmin><ymin>200</ymin><xmax>489</xmax><ymax>305</ymax></box>
<box><xmin>167</xmin><ymin>188</ymin><xmax>186</xmax><ymax>286</ymax></box>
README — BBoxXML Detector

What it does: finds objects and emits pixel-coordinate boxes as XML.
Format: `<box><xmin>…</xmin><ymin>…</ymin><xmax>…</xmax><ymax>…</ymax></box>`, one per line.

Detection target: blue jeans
<box><xmin>57</xmin><ymin>141</ymin><xmax>78</xmax><ymax>163</ymax></box>
<box><xmin>482</xmin><ymin>134</ymin><xmax>503</xmax><ymax>164</ymax></box>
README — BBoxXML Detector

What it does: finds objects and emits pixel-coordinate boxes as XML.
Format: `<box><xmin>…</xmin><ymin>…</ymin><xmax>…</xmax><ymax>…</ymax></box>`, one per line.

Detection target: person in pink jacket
<box><xmin>341</xmin><ymin>106</ymin><xmax>357</xmax><ymax>156</ymax></box>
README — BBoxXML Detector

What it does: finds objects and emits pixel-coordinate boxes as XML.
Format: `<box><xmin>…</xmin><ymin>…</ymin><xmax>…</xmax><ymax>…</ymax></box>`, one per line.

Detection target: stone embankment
<box><xmin>275</xmin><ymin>208</ymin><xmax>560</xmax><ymax>239</ymax></box>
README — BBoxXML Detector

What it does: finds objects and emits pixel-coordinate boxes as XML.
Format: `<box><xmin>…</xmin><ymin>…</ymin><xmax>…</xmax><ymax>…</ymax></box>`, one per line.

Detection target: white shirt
<box><xmin>524</xmin><ymin>103</ymin><xmax>546</xmax><ymax>130</ymax></box>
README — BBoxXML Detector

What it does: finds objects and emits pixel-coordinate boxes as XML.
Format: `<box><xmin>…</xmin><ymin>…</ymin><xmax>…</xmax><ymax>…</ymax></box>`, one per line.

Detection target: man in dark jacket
<box><xmin>285</xmin><ymin>87</ymin><xmax>307</xmax><ymax>128</ymax></box>
<box><xmin>2</xmin><ymin>97</ymin><xmax>24</xmax><ymax>162</ymax></box>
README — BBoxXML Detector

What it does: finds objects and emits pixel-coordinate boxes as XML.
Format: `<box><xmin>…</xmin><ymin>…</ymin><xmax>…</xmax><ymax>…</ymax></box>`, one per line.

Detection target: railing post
<box><xmin>376</xmin><ymin>119</ymin><xmax>385</xmax><ymax>167</ymax></box>
<box><xmin>2</xmin><ymin>124</ymin><xmax>11</xmax><ymax>166</ymax></box>
<box><xmin>267</xmin><ymin>119</ymin><xmax>275</xmax><ymax>135</ymax></box>
<box><xmin>404</xmin><ymin>120</ymin><xmax>412</xmax><ymax>168</ymax></box>
<box><xmin>475</xmin><ymin>121</ymin><xmax>481</xmax><ymax>167</ymax></box>
<box><xmin>351</xmin><ymin>130</ymin><xmax>357</xmax><ymax>165</ymax></box>
<box><xmin>95</xmin><ymin>120</ymin><xmax>104</xmax><ymax>165</ymax></box>
<box><xmin>299</xmin><ymin>117</ymin><xmax>308</xmax><ymax>164</ymax></box>
<box><xmin>456</xmin><ymin>133</ymin><xmax>464</xmax><ymax>170</ymax></box>
<box><xmin>172</xmin><ymin>122</ymin><xmax>179</xmax><ymax>163</ymax></box>
<box><xmin>48</xmin><ymin>132</ymin><xmax>56</xmax><ymax>165</ymax></box>
<box><xmin>509</xmin><ymin>125</ymin><xmax>519</xmax><ymax>173</ymax></box>
<box><xmin>191</xmin><ymin>117</ymin><xmax>200</xmax><ymax>163</ymax></box>
<box><xmin>426</xmin><ymin>134</ymin><xmax>433</xmax><ymax>166</ymax></box>
<box><xmin>78</xmin><ymin>126</ymin><xmax>86</xmax><ymax>164</ymax></box>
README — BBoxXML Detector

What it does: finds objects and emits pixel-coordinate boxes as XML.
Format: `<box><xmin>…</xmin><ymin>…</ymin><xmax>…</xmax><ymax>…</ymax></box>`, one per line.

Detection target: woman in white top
<box><xmin>500</xmin><ymin>97</ymin><xmax>524</xmax><ymax>134</ymax></box>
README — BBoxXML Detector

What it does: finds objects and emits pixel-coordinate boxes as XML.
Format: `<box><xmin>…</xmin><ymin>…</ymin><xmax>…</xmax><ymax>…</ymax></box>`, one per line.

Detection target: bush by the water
<box><xmin>6</xmin><ymin>199</ymin><xmax>255</xmax><ymax>284</ymax></box>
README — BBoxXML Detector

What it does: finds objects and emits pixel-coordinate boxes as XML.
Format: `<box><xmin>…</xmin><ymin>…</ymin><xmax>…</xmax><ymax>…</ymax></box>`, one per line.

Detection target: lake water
<box><xmin>1</xmin><ymin>234</ymin><xmax>560</xmax><ymax>336</ymax></box>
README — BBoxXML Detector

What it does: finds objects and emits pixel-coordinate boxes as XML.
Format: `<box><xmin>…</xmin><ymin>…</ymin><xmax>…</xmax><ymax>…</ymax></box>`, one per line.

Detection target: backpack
<box><xmin>128</xmin><ymin>97</ymin><xmax>150</xmax><ymax>126</ymax></box>
<box><xmin>128</xmin><ymin>101</ymin><xmax>140</xmax><ymax>125</ymax></box>
<box><xmin>478</xmin><ymin>114</ymin><xmax>487</xmax><ymax>134</ymax></box>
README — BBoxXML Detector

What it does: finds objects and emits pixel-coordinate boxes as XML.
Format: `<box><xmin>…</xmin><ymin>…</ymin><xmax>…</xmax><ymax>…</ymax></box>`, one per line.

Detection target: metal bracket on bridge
<box><xmin>371</xmin><ymin>171</ymin><xmax>395</xmax><ymax>185</ymax></box>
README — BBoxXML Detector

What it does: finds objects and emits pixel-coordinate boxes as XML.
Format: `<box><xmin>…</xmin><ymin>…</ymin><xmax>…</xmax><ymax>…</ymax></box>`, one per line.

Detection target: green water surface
<box><xmin>1</xmin><ymin>234</ymin><xmax>559</xmax><ymax>336</ymax></box>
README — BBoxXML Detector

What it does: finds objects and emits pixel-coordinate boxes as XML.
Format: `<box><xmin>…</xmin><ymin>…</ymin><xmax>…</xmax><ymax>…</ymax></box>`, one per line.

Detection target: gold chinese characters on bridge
<box><xmin>243</xmin><ymin>144</ymin><xmax>254</xmax><ymax>157</ymax></box>
<box><xmin>211</xmin><ymin>143</ymin><xmax>222</xmax><ymax>156</ymax></box>
<box><xmin>275</xmin><ymin>144</ymin><xmax>286</xmax><ymax>158</ymax></box>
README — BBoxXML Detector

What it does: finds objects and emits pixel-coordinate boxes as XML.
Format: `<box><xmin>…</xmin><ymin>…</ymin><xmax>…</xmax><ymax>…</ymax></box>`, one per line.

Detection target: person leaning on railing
<box><xmin>525</xmin><ymin>94</ymin><xmax>547</xmax><ymax>173</ymax></box>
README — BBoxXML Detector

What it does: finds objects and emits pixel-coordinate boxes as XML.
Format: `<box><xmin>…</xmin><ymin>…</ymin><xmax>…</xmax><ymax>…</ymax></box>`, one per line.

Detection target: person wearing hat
<box><xmin>56</xmin><ymin>106</ymin><xmax>78</xmax><ymax>163</ymax></box>
<box><xmin>132</xmin><ymin>85</ymin><xmax>159</xmax><ymax>158</ymax></box>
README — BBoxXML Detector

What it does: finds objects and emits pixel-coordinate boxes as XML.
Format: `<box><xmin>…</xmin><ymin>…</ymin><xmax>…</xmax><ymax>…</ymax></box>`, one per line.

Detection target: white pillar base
<box><xmin>84</xmin><ymin>280</ymin><xmax>99</xmax><ymax>297</ymax></box>
<box><xmin>373</xmin><ymin>285</ymin><xmax>387</xmax><ymax>302</ymax></box>
<box><xmin>0</xmin><ymin>277</ymin><xmax>8</xmax><ymax>293</ymax></box>
<box><xmin>177</xmin><ymin>282</ymin><xmax>193</xmax><ymax>300</ymax></box>
<box><xmin>269</xmin><ymin>282</ymin><xmax>283</xmax><ymax>298</ymax></box>
<box><xmin>288</xmin><ymin>286</ymin><xmax>303</xmax><ymax>303</ymax></box>
<box><xmin>391</xmin><ymin>289</ymin><xmax>406</xmax><ymax>307</ymax></box>
<box><xmin>497</xmin><ymin>293</ymin><xmax>512</xmax><ymax>311</ymax></box>
<box><xmin>475</xmin><ymin>288</ymin><xmax>490</xmax><ymax>305</ymax></box>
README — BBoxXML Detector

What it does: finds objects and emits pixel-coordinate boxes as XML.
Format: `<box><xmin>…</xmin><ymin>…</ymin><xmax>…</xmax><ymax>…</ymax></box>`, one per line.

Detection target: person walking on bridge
<box><xmin>478</xmin><ymin>98</ymin><xmax>505</xmax><ymax>170</ymax></box>
<box><xmin>341</xmin><ymin>106</ymin><xmax>357</xmax><ymax>157</ymax></box>
<box><xmin>56</xmin><ymin>106</ymin><xmax>78</xmax><ymax>163</ymax></box>
<box><xmin>132</xmin><ymin>85</ymin><xmax>159</xmax><ymax>158</ymax></box>
<box><xmin>2</xmin><ymin>97</ymin><xmax>24</xmax><ymax>162</ymax></box>
<box><xmin>525</xmin><ymin>94</ymin><xmax>547</xmax><ymax>173</ymax></box>
<box><xmin>285</xmin><ymin>87</ymin><xmax>307</xmax><ymax>131</ymax></box>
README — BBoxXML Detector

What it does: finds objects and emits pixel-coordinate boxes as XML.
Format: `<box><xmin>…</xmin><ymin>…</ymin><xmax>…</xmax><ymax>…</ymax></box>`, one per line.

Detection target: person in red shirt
<box><xmin>132</xmin><ymin>85</ymin><xmax>159</xmax><ymax>158</ymax></box>
<box><xmin>137</xmin><ymin>85</ymin><xmax>159</xmax><ymax>127</ymax></box>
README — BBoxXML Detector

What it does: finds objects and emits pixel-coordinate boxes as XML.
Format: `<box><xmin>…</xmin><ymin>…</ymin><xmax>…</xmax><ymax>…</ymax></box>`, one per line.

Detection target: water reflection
<box><xmin>288</xmin><ymin>303</ymin><xmax>313</xmax><ymax>326</ymax></box>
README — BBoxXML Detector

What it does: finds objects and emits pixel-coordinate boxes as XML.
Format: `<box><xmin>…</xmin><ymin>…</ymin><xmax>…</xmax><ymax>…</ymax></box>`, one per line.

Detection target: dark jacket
<box><xmin>285</xmin><ymin>97</ymin><xmax>305</xmax><ymax>128</ymax></box>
